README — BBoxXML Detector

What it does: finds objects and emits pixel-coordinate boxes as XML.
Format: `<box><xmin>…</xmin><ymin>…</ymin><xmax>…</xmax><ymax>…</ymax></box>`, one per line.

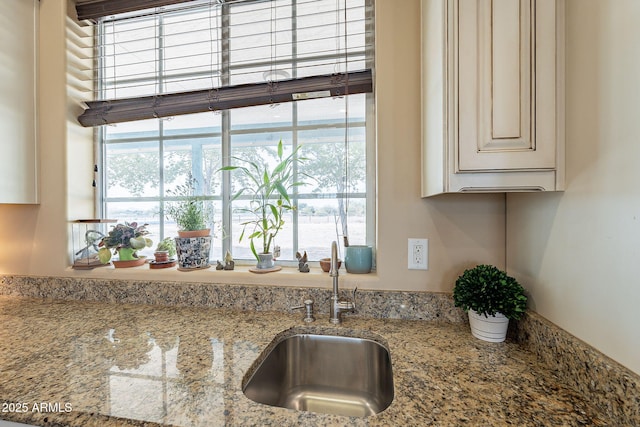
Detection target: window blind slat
<box><xmin>78</xmin><ymin>69</ymin><xmax>373</xmax><ymax>127</ymax></box>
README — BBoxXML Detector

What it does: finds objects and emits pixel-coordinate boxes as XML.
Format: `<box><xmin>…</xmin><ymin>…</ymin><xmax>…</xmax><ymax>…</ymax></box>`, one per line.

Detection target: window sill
<box><xmin>66</xmin><ymin>263</ymin><xmax>379</xmax><ymax>289</ymax></box>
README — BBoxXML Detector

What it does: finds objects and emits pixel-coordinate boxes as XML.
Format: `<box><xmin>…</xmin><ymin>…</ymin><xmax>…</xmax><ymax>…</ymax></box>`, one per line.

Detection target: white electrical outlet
<box><xmin>408</xmin><ymin>238</ymin><xmax>428</xmax><ymax>270</ymax></box>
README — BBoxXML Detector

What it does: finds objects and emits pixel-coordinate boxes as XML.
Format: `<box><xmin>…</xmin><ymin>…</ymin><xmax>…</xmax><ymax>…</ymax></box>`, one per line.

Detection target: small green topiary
<box><xmin>165</xmin><ymin>176</ymin><xmax>213</xmax><ymax>232</ymax></box>
<box><xmin>453</xmin><ymin>264</ymin><xmax>528</xmax><ymax>320</ymax></box>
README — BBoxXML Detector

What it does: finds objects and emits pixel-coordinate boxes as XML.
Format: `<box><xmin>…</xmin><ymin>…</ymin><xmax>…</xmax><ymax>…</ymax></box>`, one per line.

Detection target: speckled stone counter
<box><xmin>513</xmin><ymin>312</ymin><xmax>640</xmax><ymax>425</ymax></box>
<box><xmin>1</xmin><ymin>274</ymin><xmax>639</xmax><ymax>426</ymax></box>
<box><xmin>0</xmin><ymin>295</ymin><xmax>611</xmax><ymax>427</ymax></box>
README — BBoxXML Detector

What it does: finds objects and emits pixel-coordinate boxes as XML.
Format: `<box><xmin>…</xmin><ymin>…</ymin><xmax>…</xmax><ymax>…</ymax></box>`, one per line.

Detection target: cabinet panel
<box><xmin>0</xmin><ymin>0</ymin><xmax>38</xmax><ymax>204</ymax></box>
<box><xmin>491</xmin><ymin>0</ymin><xmax>527</xmax><ymax>140</ymax></box>
<box><xmin>458</xmin><ymin>0</ymin><xmax>557</xmax><ymax>172</ymax></box>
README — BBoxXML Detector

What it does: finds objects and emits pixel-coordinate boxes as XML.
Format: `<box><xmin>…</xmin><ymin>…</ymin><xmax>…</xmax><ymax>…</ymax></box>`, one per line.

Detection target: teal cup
<box><xmin>344</xmin><ymin>245</ymin><xmax>373</xmax><ymax>274</ymax></box>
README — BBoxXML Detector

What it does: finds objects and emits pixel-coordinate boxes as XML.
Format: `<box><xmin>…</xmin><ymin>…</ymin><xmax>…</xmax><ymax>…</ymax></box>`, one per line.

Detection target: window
<box><xmin>93</xmin><ymin>0</ymin><xmax>375</xmax><ymax>263</ymax></box>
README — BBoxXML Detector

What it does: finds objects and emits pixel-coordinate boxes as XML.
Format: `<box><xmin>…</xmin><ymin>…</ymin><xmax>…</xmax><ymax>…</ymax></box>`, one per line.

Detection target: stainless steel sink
<box><xmin>242</xmin><ymin>332</ymin><xmax>394</xmax><ymax>417</ymax></box>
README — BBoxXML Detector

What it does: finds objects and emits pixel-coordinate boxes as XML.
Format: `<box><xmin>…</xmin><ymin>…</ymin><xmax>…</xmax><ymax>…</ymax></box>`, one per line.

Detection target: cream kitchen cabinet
<box><xmin>421</xmin><ymin>0</ymin><xmax>565</xmax><ymax>196</ymax></box>
<box><xmin>0</xmin><ymin>0</ymin><xmax>38</xmax><ymax>204</ymax></box>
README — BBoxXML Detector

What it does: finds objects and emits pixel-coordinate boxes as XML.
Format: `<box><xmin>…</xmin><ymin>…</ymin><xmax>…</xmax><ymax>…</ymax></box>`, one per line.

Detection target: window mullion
<box><xmin>158</xmin><ymin>123</ymin><xmax>166</xmax><ymax>241</ymax></box>
<box><xmin>221</xmin><ymin>2</ymin><xmax>232</xmax><ymax>257</ymax></box>
<box><xmin>290</xmin><ymin>0</ymin><xmax>299</xmax><ymax>257</ymax></box>
<box><xmin>158</xmin><ymin>15</ymin><xmax>167</xmax><ymax>240</ymax></box>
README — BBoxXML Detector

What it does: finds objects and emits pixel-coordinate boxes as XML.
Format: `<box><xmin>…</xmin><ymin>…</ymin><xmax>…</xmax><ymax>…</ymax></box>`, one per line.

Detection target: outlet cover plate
<box><xmin>408</xmin><ymin>238</ymin><xmax>428</xmax><ymax>270</ymax></box>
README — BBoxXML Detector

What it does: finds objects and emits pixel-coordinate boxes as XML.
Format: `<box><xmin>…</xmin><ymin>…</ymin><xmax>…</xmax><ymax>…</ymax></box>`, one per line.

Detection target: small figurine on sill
<box><xmin>217</xmin><ymin>250</ymin><xmax>235</xmax><ymax>270</ymax></box>
<box><xmin>296</xmin><ymin>251</ymin><xmax>310</xmax><ymax>273</ymax></box>
<box><xmin>224</xmin><ymin>250</ymin><xmax>235</xmax><ymax>270</ymax></box>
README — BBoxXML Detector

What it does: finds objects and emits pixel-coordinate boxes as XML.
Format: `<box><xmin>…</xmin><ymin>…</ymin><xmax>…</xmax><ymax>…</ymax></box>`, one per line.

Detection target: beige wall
<box><xmin>507</xmin><ymin>0</ymin><xmax>640</xmax><ymax>375</ymax></box>
<box><xmin>0</xmin><ymin>0</ymin><xmax>505</xmax><ymax>292</ymax></box>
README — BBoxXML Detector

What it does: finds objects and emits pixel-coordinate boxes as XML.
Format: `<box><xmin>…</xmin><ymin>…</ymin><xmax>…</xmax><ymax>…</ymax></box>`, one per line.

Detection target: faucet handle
<box><xmin>351</xmin><ymin>287</ymin><xmax>358</xmax><ymax>310</ymax></box>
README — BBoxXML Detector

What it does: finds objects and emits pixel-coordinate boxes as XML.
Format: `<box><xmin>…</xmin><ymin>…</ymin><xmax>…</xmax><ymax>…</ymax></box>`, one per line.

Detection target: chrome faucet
<box><xmin>329</xmin><ymin>241</ymin><xmax>356</xmax><ymax>324</ymax></box>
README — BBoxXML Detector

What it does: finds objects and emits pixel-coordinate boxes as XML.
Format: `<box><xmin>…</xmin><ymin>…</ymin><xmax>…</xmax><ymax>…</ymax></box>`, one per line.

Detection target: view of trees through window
<box><xmin>99</xmin><ymin>0</ymin><xmax>374</xmax><ymax>263</ymax></box>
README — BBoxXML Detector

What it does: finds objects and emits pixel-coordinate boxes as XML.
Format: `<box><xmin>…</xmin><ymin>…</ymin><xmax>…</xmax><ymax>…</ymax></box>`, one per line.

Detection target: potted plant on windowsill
<box><xmin>453</xmin><ymin>264</ymin><xmax>528</xmax><ymax>342</ymax></box>
<box><xmin>154</xmin><ymin>237</ymin><xmax>176</xmax><ymax>260</ymax></box>
<box><xmin>150</xmin><ymin>237</ymin><xmax>177</xmax><ymax>269</ymax></box>
<box><xmin>98</xmin><ymin>222</ymin><xmax>152</xmax><ymax>268</ymax></box>
<box><xmin>220</xmin><ymin>139</ymin><xmax>307</xmax><ymax>271</ymax></box>
<box><xmin>165</xmin><ymin>176</ymin><xmax>213</xmax><ymax>238</ymax></box>
<box><xmin>166</xmin><ymin>176</ymin><xmax>214</xmax><ymax>270</ymax></box>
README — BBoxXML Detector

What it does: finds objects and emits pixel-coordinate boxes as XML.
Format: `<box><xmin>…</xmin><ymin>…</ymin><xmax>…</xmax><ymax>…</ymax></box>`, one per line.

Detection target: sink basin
<box><xmin>242</xmin><ymin>332</ymin><xmax>394</xmax><ymax>417</ymax></box>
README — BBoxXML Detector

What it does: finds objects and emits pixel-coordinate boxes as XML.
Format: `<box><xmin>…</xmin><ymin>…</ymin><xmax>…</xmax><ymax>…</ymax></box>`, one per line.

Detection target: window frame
<box><xmin>96</xmin><ymin>0</ymin><xmax>376</xmax><ymax>266</ymax></box>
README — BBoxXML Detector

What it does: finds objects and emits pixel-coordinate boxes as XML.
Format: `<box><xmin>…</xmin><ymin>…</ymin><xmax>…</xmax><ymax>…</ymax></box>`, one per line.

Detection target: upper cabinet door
<box><xmin>0</xmin><ymin>0</ymin><xmax>38</xmax><ymax>204</ymax></box>
<box><xmin>421</xmin><ymin>0</ymin><xmax>564</xmax><ymax>196</ymax></box>
<box><xmin>457</xmin><ymin>0</ymin><xmax>558</xmax><ymax>171</ymax></box>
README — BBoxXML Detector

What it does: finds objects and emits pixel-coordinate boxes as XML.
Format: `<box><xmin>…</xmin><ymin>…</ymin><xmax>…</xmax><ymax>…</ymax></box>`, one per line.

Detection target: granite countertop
<box><xmin>0</xmin><ymin>295</ymin><xmax>607</xmax><ymax>427</ymax></box>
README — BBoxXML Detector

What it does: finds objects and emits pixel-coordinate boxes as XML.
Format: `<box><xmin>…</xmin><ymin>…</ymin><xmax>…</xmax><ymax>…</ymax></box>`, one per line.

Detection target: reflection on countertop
<box><xmin>0</xmin><ymin>295</ymin><xmax>610</xmax><ymax>427</ymax></box>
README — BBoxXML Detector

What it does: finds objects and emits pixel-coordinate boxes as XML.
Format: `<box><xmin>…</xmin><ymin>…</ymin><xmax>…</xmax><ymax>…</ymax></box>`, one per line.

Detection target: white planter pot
<box><xmin>468</xmin><ymin>309</ymin><xmax>510</xmax><ymax>343</ymax></box>
<box><xmin>256</xmin><ymin>252</ymin><xmax>275</xmax><ymax>269</ymax></box>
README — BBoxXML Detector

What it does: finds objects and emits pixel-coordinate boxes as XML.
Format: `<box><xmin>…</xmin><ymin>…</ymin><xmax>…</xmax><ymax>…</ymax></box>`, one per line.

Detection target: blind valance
<box><xmin>76</xmin><ymin>0</ymin><xmax>198</xmax><ymax>22</ymax></box>
<box><xmin>78</xmin><ymin>69</ymin><xmax>372</xmax><ymax>126</ymax></box>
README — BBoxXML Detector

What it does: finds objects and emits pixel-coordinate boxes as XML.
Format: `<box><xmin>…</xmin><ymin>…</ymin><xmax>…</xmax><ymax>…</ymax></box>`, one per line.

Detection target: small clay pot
<box><xmin>319</xmin><ymin>258</ymin><xmax>341</xmax><ymax>273</ymax></box>
<box><xmin>154</xmin><ymin>251</ymin><xmax>169</xmax><ymax>263</ymax></box>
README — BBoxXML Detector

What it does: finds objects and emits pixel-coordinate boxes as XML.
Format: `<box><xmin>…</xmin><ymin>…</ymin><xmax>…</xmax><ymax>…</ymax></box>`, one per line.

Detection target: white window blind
<box><xmin>78</xmin><ymin>0</ymin><xmax>374</xmax><ymax>127</ymax></box>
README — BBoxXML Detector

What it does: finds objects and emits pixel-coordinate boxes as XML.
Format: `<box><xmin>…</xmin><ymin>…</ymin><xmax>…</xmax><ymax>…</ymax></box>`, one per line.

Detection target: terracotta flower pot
<box><xmin>177</xmin><ymin>229</ymin><xmax>210</xmax><ymax>238</ymax></box>
<box><xmin>113</xmin><ymin>257</ymin><xmax>146</xmax><ymax>268</ymax></box>
<box><xmin>319</xmin><ymin>258</ymin><xmax>341</xmax><ymax>272</ymax></box>
<box><xmin>154</xmin><ymin>251</ymin><xmax>169</xmax><ymax>263</ymax></box>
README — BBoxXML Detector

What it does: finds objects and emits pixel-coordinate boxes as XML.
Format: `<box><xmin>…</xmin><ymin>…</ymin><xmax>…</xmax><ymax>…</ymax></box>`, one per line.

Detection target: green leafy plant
<box><xmin>453</xmin><ymin>264</ymin><xmax>527</xmax><ymax>320</ymax></box>
<box><xmin>98</xmin><ymin>222</ymin><xmax>152</xmax><ymax>263</ymax></box>
<box><xmin>219</xmin><ymin>140</ymin><xmax>308</xmax><ymax>260</ymax></box>
<box><xmin>165</xmin><ymin>176</ymin><xmax>213</xmax><ymax>232</ymax></box>
<box><xmin>155</xmin><ymin>237</ymin><xmax>177</xmax><ymax>257</ymax></box>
